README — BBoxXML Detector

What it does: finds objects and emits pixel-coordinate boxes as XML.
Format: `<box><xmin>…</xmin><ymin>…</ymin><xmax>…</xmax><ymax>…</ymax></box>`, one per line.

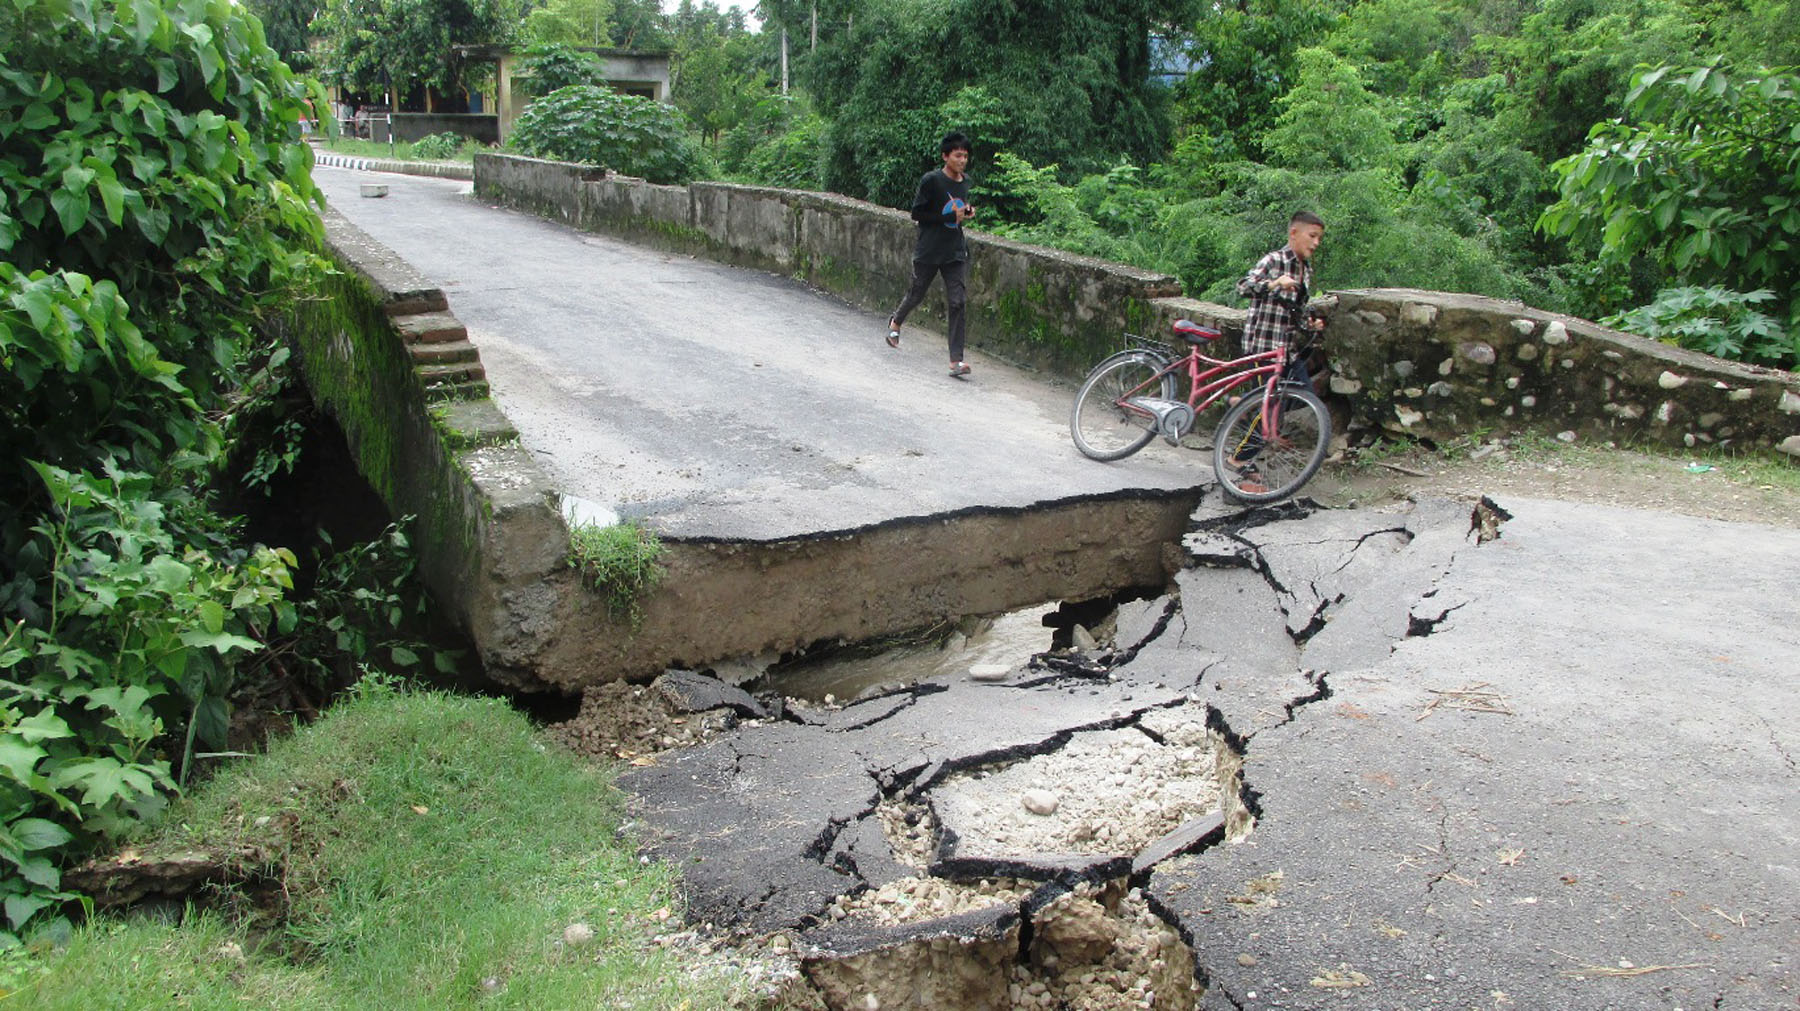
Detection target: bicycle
<box><xmin>1068</xmin><ymin>317</ymin><xmax>1332</xmax><ymax>503</ymax></box>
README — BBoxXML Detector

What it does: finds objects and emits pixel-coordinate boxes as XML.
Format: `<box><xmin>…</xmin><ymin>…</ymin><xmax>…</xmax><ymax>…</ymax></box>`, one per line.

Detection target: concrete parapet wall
<box><xmin>474</xmin><ymin>152</ymin><xmax>1179</xmax><ymax>374</ymax></box>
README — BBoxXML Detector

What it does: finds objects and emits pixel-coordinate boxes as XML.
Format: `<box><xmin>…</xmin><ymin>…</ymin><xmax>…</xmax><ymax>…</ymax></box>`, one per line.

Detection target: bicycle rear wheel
<box><xmin>1211</xmin><ymin>384</ymin><xmax>1331</xmax><ymax>502</ymax></box>
<box><xmin>1070</xmin><ymin>352</ymin><xmax>1178</xmax><ymax>461</ymax></box>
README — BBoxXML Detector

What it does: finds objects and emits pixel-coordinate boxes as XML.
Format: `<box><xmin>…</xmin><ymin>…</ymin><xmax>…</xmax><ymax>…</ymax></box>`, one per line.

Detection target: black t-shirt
<box><xmin>908</xmin><ymin>168</ymin><xmax>971</xmax><ymax>264</ymax></box>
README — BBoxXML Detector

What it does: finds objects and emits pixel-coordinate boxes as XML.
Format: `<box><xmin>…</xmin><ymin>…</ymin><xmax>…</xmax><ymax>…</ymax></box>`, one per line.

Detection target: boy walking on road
<box><xmin>886</xmin><ymin>132</ymin><xmax>977</xmax><ymax>378</ymax></box>
<box><xmin>1229</xmin><ymin>210</ymin><xmax>1326</xmax><ymax>492</ymax></box>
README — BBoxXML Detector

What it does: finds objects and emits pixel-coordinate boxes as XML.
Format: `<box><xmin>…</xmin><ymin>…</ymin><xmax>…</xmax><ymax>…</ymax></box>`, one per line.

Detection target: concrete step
<box><xmin>417</xmin><ymin>361</ymin><xmax>487</xmax><ymax>386</ymax></box>
<box><xmin>409</xmin><ymin>340</ymin><xmax>480</xmax><ymax>365</ymax></box>
<box><xmin>424</xmin><ymin>379</ymin><xmax>491</xmax><ymax>401</ymax></box>
<box><xmin>384</xmin><ymin>291</ymin><xmax>448</xmax><ymax>316</ymax></box>
<box><xmin>393</xmin><ymin>311</ymin><xmax>466</xmax><ymax>344</ymax></box>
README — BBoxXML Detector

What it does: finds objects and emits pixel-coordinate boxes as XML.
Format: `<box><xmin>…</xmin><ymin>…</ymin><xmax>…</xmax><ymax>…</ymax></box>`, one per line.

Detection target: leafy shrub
<box><xmin>283</xmin><ymin>521</ymin><xmax>460</xmax><ymax>688</ymax></box>
<box><xmin>1605</xmin><ymin>287</ymin><xmax>1798</xmax><ymax>369</ymax></box>
<box><xmin>409</xmin><ymin>132</ymin><xmax>466</xmax><ymax>161</ymax></box>
<box><xmin>1</xmin><ymin>463</ymin><xmax>295</xmax><ymax>941</ymax></box>
<box><xmin>566</xmin><ymin>520</ymin><xmax>663</xmax><ymax>623</ymax></box>
<box><xmin>518</xmin><ymin>42</ymin><xmax>606</xmax><ymax>96</ymax></box>
<box><xmin>1541</xmin><ymin>64</ymin><xmax>1800</xmax><ymax>337</ymax></box>
<box><xmin>508</xmin><ymin>85</ymin><xmax>702</xmax><ymax>184</ymax></box>
<box><xmin>0</xmin><ymin>0</ymin><xmax>326</xmax><ymax>939</ymax></box>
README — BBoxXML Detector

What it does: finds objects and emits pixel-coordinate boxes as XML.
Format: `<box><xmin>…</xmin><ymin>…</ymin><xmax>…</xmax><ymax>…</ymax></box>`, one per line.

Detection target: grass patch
<box><xmin>311</xmin><ymin>136</ymin><xmax>483</xmax><ymax>164</ymax></box>
<box><xmin>6</xmin><ymin>681</ymin><xmax>738</xmax><ymax>1010</ymax></box>
<box><xmin>567</xmin><ymin>520</ymin><xmax>665</xmax><ymax>623</ymax></box>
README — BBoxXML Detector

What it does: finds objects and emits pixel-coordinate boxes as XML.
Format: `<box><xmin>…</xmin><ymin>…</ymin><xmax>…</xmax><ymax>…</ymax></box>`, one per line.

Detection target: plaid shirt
<box><xmin>1235</xmin><ymin>245</ymin><xmax>1312</xmax><ymax>357</ymax></box>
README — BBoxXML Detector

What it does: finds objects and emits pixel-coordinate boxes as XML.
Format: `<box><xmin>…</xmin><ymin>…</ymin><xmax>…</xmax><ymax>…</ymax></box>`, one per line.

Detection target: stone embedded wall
<box><xmin>474</xmin><ymin>153</ymin><xmax>1180</xmax><ymax>374</ymax></box>
<box><xmin>1323</xmin><ymin>289</ymin><xmax>1800</xmax><ymax>454</ymax></box>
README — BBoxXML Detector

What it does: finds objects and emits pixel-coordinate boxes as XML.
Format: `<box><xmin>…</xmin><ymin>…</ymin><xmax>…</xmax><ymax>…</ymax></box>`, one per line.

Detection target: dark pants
<box><xmin>1234</xmin><ymin>355</ymin><xmax>1314</xmax><ymax>465</ymax></box>
<box><xmin>891</xmin><ymin>258</ymin><xmax>968</xmax><ymax>362</ymax></box>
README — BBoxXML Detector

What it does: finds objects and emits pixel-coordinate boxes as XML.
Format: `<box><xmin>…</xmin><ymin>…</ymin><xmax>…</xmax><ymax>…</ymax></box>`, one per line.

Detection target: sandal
<box><xmin>885</xmin><ymin>319</ymin><xmax>901</xmax><ymax>348</ymax></box>
<box><xmin>1231</xmin><ymin>464</ymin><xmax>1267</xmax><ymax>495</ymax></box>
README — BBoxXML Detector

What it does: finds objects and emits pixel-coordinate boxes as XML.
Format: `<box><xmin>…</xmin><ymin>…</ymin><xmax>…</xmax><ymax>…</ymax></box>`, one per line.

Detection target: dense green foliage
<box><xmin>1543</xmin><ymin>63</ymin><xmax>1800</xmax><ymax>360</ymax></box>
<box><xmin>313</xmin><ymin>0</ymin><xmax>515</xmax><ymax>101</ymax></box>
<box><xmin>0</xmin><ymin>0</ymin><xmax>332</xmax><ymax>941</ymax></box>
<box><xmin>793</xmin><ymin>0</ymin><xmax>1193</xmax><ymax>207</ymax></box>
<box><xmin>522</xmin><ymin>0</ymin><xmax>617</xmax><ymax>46</ymax></box>
<box><xmin>517</xmin><ymin>42</ymin><xmax>610</xmax><ymax>96</ymax></box>
<box><xmin>508</xmin><ymin>85</ymin><xmax>704</xmax><ymax>183</ymax></box>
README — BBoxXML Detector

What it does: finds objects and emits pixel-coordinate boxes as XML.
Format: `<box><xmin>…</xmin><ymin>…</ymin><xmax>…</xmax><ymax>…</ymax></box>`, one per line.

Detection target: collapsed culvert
<box><xmin>800</xmin><ymin>877</ymin><xmax>1200</xmax><ymax>1010</ymax></box>
<box><xmin>591</xmin><ymin>556</ymin><xmax>1308</xmax><ymax>1011</ymax></box>
<box><xmin>608</xmin><ymin>494</ymin><xmax>1515</xmax><ymax>1010</ymax></box>
<box><xmin>786</xmin><ymin>704</ymin><xmax>1237</xmax><ymax>1009</ymax></box>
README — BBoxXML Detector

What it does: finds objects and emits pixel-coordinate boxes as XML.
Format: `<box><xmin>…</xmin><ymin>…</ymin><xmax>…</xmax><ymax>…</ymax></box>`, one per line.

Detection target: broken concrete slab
<box><xmin>654</xmin><ymin>668</ymin><xmax>770</xmax><ymax>719</ymax></box>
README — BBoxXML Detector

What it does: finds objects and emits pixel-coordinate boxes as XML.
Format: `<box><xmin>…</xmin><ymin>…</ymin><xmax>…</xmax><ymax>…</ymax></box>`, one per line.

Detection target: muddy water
<box><xmin>756</xmin><ymin>605</ymin><xmax>1062</xmax><ymax>703</ymax></box>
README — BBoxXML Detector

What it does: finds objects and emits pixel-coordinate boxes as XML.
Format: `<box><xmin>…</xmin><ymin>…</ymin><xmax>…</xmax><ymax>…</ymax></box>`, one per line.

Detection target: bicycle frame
<box><xmin>1115</xmin><ymin>343</ymin><xmax>1289</xmax><ymax>421</ymax></box>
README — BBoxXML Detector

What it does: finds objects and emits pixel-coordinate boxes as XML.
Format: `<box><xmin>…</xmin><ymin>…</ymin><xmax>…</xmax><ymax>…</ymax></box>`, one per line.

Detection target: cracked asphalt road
<box><xmin>621</xmin><ymin>494</ymin><xmax>1799</xmax><ymax>1009</ymax></box>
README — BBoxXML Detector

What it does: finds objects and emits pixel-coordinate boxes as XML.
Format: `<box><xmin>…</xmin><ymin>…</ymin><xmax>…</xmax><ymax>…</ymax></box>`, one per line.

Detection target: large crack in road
<box><xmin>597</xmin><ymin>495</ymin><xmax>1484</xmax><ymax>1008</ymax></box>
<box><xmin>595</xmin><ymin>494</ymin><xmax>1800</xmax><ymax>1010</ymax></box>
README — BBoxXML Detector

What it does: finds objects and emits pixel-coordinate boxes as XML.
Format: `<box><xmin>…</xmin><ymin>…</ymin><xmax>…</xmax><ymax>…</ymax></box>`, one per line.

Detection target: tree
<box><xmin>805</xmin><ymin>0</ymin><xmax>1196</xmax><ymax>206</ymax></box>
<box><xmin>315</xmin><ymin>0</ymin><xmax>518</xmax><ymax>105</ymax></box>
<box><xmin>508</xmin><ymin>85</ymin><xmax>703</xmax><ymax>182</ymax></box>
<box><xmin>1540</xmin><ymin>63</ymin><xmax>1800</xmax><ymax>335</ymax></box>
<box><xmin>518</xmin><ymin>42</ymin><xmax>608</xmax><ymax>94</ymax></box>
<box><xmin>1262</xmin><ymin>49</ymin><xmax>1399</xmax><ymax>174</ymax></box>
<box><xmin>1473</xmin><ymin>0</ymin><xmax>1706</xmax><ymax>160</ymax></box>
<box><xmin>1171</xmin><ymin>0</ymin><xmax>1340</xmax><ymax>163</ymax></box>
<box><xmin>668</xmin><ymin>2</ymin><xmax>767</xmax><ymax>146</ymax></box>
<box><xmin>243</xmin><ymin>0</ymin><xmax>325</xmax><ymax>72</ymax></box>
<box><xmin>522</xmin><ymin>0</ymin><xmax>616</xmax><ymax>46</ymax></box>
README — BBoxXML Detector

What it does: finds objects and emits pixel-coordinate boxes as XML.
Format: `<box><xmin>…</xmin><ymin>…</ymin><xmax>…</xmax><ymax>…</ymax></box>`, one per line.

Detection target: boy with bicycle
<box><xmin>1230</xmin><ymin>211</ymin><xmax>1326</xmax><ymax>491</ymax></box>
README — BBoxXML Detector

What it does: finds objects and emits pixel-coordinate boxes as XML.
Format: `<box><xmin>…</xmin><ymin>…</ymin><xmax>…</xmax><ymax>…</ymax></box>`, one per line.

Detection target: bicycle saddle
<box><xmin>1172</xmin><ymin>319</ymin><xmax>1222</xmax><ymax>344</ymax></box>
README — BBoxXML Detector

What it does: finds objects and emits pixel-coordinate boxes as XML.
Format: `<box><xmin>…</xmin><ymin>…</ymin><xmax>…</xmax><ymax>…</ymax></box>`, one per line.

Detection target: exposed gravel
<box><xmin>548</xmin><ymin>681</ymin><xmax>736</xmax><ymax>761</ymax></box>
<box><xmin>824</xmin><ymin>876</ymin><xmax>1033</xmax><ymax>927</ymax></box>
<box><xmin>932</xmin><ymin>715</ymin><xmax>1220</xmax><ymax>859</ymax></box>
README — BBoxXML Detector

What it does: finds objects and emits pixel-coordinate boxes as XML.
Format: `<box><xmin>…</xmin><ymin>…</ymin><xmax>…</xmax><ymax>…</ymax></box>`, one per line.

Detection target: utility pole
<box><xmin>780</xmin><ymin>26</ymin><xmax>789</xmax><ymax>94</ymax></box>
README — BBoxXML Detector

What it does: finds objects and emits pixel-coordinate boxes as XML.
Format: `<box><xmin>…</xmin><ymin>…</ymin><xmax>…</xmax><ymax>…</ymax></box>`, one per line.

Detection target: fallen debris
<box><xmin>1417</xmin><ymin>681</ymin><xmax>1514</xmax><ymax>720</ymax></box>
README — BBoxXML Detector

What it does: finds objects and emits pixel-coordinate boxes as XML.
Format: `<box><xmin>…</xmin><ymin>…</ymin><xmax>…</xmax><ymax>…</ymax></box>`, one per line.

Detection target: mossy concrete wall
<box><xmin>475</xmin><ymin>153</ymin><xmax>1180</xmax><ymax>375</ymax></box>
<box><xmin>277</xmin><ymin>208</ymin><xmax>567</xmax><ymax>692</ymax></box>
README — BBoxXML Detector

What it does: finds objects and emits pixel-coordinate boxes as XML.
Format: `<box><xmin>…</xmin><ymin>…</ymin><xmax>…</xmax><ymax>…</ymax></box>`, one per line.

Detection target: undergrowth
<box><xmin>3</xmin><ymin>682</ymin><xmax>741</xmax><ymax>1009</ymax></box>
<box><xmin>567</xmin><ymin>520</ymin><xmax>665</xmax><ymax>624</ymax></box>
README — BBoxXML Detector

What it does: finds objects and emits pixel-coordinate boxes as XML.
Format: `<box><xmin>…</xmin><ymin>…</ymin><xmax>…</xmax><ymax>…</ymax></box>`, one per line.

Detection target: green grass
<box><xmin>5</xmin><ymin>681</ymin><xmax>739</xmax><ymax>1010</ymax></box>
<box><xmin>567</xmin><ymin>520</ymin><xmax>665</xmax><ymax>623</ymax></box>
<box><xmin>311</xmin><ymin>136</ymin><xmax>483</xmax><ymax>164</ymax></box>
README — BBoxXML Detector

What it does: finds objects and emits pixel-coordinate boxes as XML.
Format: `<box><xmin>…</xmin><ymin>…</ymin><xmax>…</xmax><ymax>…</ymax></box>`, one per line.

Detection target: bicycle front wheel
<box><xmin>1070</xmin><ymin>352</ymin><xmax>1178</xmax><ymax>461</ymax></box>
<box><xmin>1211</xmin><ymin>384</ymin><xmax>1331</xmax><ymax>502</ymax></box>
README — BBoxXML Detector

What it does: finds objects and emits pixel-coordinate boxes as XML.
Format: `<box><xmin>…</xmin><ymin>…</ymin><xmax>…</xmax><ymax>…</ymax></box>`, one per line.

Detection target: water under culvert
<box><xmin>749</xmin><ymin>605</ymin><xmax>1064</xmax><ymax>703</ymax></box>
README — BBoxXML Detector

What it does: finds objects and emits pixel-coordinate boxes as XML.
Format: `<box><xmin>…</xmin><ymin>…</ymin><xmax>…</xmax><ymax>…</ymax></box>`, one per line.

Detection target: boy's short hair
<box><xmin>1290</xmin><ymin>210</ymin><xmax>1325</xmax><ymax>229</ymax></box>
<box><xmin>940</xmin><ymin>132</ymin><xmax>972</xmax><ymax>155</ymax></box>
